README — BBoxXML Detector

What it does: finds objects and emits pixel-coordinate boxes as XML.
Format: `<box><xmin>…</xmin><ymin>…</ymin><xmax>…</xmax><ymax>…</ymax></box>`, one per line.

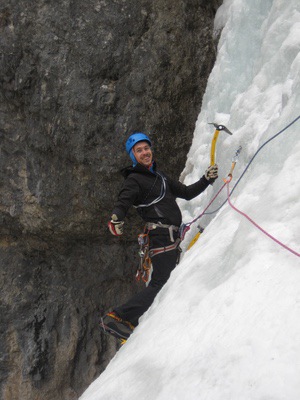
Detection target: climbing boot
<box><xmin>100</xmin><ymin>311</ymin><xmax>134</xmax><ymax>340</ymax></box>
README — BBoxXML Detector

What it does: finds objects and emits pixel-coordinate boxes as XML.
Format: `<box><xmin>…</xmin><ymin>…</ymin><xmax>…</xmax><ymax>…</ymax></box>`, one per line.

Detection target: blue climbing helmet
<box><xmin>125</xmin><ymin>132</ymin><xmax>151</xmax><ymax>154</ymax></box>
<box><xmin>125</xmin><ymin>132</ymin><xmax>152</xmax><ymax>166</ymax></box>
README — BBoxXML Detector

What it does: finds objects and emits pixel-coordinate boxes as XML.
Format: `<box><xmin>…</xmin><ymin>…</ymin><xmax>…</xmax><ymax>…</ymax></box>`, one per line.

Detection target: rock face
<box><xmin>0</xmin><ymin>0</ymin><xmax>221</xmax><ymax>398</ymax></box>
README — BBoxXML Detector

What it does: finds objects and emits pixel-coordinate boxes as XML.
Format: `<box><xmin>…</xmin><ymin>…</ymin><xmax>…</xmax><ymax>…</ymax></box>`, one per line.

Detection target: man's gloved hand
<box><xmin>205</xmin><ymin>164</ymin><xmax>218</xmax><ymax>183</ymax></box>
<box><xmin>108</xmin><ymin>214</ymin><xmax>124</xmax><ymax>236</ymax></box>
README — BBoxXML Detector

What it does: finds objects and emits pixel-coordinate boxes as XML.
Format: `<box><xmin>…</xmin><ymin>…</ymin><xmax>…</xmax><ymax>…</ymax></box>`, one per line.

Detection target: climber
<box><xmin>100</xmin><ymin>132</ymin><xmax>218</xmax><ymax>342</ymax></box>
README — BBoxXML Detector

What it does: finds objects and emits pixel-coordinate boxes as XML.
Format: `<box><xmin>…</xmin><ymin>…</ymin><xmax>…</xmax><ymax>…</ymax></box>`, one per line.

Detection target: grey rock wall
<box><xmin>0</xmin><ymin>0</ymin><xmax>222</xmax><ymax>398</ymax></box>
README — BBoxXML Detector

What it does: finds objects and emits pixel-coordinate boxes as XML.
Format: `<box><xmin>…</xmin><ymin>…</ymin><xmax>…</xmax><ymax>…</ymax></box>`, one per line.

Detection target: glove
<box><xmin>108</xmin><ymin>214</ymin><xmax>124</xmax><ymax>236</ymax></box>
<box><xmin>205</xmin><ymin>164</ymin><xmax>218</xmax><ymax>183</ymax></box>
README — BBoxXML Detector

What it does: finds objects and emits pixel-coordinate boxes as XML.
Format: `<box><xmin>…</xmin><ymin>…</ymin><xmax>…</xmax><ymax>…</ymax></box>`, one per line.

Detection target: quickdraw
<box><xmin>226</xmin><ymin>145</ymin><xmax>242</xmax><ymax>179</ymax></box>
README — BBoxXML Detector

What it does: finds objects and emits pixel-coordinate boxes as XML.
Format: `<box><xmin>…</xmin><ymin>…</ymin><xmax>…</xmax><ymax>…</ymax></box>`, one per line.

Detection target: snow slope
<box><xmin>80</xmin><ymin>0</ymin><xmax>300</xmax><ymax>399</ymax></box>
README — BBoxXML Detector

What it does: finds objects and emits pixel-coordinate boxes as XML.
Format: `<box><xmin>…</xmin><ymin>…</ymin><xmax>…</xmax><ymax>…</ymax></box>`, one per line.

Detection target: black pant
<box><xmin>114</xmin><ymin>230</ymin><xmax>179</xmax><ymax>327</ymax></box>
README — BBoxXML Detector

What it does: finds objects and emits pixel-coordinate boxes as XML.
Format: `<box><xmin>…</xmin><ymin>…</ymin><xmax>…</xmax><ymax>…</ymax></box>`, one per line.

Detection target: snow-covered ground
<box><xmin>80</xmin><ymin>0</ymin><xmax>300</xmax><ymax>399</ymax></box>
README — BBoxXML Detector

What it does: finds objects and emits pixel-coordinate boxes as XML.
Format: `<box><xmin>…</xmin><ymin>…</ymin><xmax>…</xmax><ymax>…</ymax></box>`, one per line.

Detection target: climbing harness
<box><xmin>145</xmin><ymin>222</ymin><xmax>179</xmax><ymax>242</ymax></box>
<box><xmin>149</xmin><ymin>238</ymin><xmax>182</xmax><ymax>258</ymax></box>
<box><xmin>135</xmin><ymin>223</ymin><xmax>182</xmax><ymax>284</ymax></box>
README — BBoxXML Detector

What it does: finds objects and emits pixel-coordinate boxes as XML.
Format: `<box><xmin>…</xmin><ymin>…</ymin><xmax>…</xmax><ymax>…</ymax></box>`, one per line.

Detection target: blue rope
<box><xmin>204</xmin><ymin>114</ymin><xmax>300</xmax><ymax>215</ymax></box>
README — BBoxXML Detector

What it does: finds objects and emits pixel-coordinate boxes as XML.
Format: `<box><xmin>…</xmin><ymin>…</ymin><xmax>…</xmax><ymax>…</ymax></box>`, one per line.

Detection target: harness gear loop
<box><xmin>136</xmin><ymin>232</ymin><xmax>152</xmax><ymax>283</ymax></box>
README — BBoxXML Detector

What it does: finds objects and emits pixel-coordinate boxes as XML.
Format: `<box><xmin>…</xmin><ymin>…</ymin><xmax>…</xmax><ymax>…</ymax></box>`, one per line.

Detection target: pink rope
<box><xmin>226</xmin><ymin>181</ymin><xmax>300</xmax><ymax>258</ymax></box>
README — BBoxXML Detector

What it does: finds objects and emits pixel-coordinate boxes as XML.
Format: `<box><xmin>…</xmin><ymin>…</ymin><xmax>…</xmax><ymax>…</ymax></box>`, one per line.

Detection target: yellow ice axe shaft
<box><xmin>209</xmin><ymin>123</ymin><xmax>233</xmax><ymax>166</ymax></box>
<box><xmin>210</xmin><ymin>129</ymin><xmax>220</xmax><ymax>166</ymax></box>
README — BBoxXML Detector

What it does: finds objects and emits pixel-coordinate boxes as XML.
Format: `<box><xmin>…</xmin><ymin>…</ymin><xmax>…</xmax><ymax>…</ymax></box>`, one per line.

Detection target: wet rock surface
<box><xmin>0</xmin><ymin>0</ymin><xmax>221</xmax><ymax>398</ymax></box>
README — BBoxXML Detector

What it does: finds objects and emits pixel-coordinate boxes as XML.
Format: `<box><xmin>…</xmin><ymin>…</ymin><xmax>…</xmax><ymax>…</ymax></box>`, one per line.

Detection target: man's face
<box><xmin>133</xmin><ymin>141</ymin><xmax>153</xmax><ymax>167</ymax></box>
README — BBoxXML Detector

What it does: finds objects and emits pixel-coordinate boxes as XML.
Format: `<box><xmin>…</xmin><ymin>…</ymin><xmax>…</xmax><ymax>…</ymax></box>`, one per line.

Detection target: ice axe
<box><xmin>209</xmin><ymin>123</ymin><xmax>233</xmax><ymax>166</ymax></box>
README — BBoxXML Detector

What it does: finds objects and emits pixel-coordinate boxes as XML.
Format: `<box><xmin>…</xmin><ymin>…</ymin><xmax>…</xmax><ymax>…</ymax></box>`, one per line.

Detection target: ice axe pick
<box><xmin>209</xmin><ymin>123</ymin><xmax>233</xmax><ymax>166</ymax></box>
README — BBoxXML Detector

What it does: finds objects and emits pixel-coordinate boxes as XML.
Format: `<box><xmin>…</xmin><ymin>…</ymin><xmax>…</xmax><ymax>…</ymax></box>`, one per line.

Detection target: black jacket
<box><xmin>112</xmin><ymin>162</ymin><xmax>210</xmax><ymax>227</ymax></box>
